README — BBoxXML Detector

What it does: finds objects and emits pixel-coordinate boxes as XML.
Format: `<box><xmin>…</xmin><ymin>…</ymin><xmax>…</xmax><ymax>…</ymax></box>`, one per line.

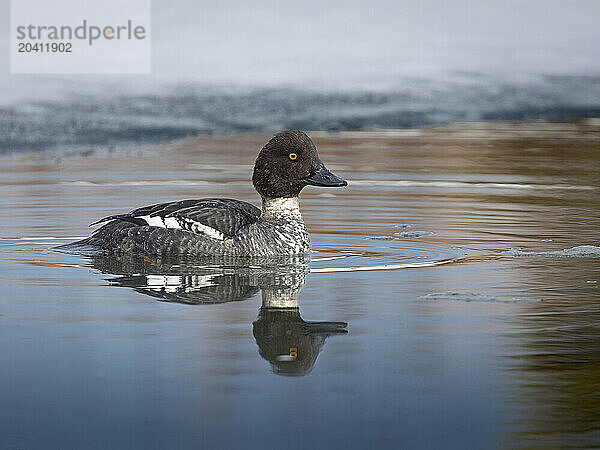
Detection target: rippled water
<box><xmin>1</xmin><ymin>122</ymin><xmax>599</xmax><ymax>449</ymax></box>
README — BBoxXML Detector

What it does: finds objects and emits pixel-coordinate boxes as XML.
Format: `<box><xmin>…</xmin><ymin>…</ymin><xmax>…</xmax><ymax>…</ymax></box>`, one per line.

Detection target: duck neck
<box><xmin>261</xmin><ymin>196</ymin><xmax>303</xmax><ymax>220</ymax></box>
<box><xmin>261</xmin><ymin>287</ymin><xmax>301</xmax><ymax>308</ymax></box>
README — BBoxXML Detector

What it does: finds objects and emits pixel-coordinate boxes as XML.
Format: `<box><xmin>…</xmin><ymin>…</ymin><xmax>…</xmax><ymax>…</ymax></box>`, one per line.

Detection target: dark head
<box><xmin>252</xmin><ymin>130</ymin><xmax>347</xmax><ymax>199</ymax></box>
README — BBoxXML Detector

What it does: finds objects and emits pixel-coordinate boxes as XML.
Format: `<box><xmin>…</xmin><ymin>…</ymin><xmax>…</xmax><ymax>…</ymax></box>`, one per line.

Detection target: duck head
<box><xmin>252</xmin><ymin>130</ymin><xmax>347</xmax><ymax>199</ymax></box>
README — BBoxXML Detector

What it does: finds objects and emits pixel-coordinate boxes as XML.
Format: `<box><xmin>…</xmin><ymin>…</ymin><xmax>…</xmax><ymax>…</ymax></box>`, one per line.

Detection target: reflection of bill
<box><xmin>90</xmin><ymin>252</ymin><xmax>348</xmax><ymax>375</ymax></box>
<box><xmin>277</xmin><ymin>347</ymin><xmax>298</xmax><ymax>362</ymax></box>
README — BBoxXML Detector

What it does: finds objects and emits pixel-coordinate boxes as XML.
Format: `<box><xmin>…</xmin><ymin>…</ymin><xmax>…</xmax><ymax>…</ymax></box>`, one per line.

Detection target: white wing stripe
<box><xmin>187</xmin><ymin>219</ymin><xmax>225</xmax><ymax>240</ymax></box>
<box><xmin>163</xmin><ymin>217</ymin><xmax>181</xmax><ymax>228</ymax></box>
<box><xmin>139</xmin><ymin>215</ymin><xmax>165</xmax><ymax>227</ymax></box>
<box><xmin>137</xmin><ymin>214</ymin><xmax>224</xmax><ymax>241</ymax></box>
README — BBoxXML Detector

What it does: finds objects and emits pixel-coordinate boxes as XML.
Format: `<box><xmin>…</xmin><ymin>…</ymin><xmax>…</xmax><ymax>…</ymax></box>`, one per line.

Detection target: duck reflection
<box><xmin>91</xmin><ymin>253</ymin><xmax>348</xmax><ymax>375</ymax></box>
<box><xmin>254</xmin><ymin>277</ymin><xmax>348</xmax><ymax>376</ymax></box>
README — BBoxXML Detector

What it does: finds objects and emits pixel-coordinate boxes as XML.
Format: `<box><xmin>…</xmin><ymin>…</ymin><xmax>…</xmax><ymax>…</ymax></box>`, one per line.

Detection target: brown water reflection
<box><xmin>506</xmin><ymin>259</ymin><xmax>600</xmax><ymax>448</ymax></box>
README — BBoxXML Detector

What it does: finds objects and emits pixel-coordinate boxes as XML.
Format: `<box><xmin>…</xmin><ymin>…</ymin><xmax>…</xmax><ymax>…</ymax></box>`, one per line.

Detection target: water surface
<box><xmin>1</xmin><ymin>122</ymin><xmax>599</xmax><ymax>449</ymax></box>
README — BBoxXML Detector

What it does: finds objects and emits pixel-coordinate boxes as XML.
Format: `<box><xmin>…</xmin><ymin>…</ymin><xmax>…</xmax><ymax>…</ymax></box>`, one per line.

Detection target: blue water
<box><xmin>1</xmin><ymin>122</ymin><xmax>599</xmax><ymax>449</ymax></box>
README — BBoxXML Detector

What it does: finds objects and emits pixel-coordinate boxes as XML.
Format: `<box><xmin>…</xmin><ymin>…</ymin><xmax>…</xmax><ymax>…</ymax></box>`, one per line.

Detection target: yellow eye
<box><xmin>289</xmin><ymin>153</ymin><xmax>297</xmax><ymax>160</ymax></box>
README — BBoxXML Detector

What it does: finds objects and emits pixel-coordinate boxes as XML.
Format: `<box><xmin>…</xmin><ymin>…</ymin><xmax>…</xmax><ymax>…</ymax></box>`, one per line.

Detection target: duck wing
<box><xmin>91</xmin><ymin>198</ymin><xmax>261</xmax><ymax>240</ymax></box>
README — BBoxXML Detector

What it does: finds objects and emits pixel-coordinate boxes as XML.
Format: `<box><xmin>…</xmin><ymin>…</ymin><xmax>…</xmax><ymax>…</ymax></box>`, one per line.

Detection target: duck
<box><xmin>62</xmin><ymin>130</ymin><xmax>347</xmax><ymax>256</ymax></box>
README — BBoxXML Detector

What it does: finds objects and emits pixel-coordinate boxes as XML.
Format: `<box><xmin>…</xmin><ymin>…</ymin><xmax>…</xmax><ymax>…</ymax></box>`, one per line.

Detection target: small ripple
<box><xmin>0</xmin><ymin>236</ymin><xmax>86</xmax><ymax>242</ymax></box>
<box><xmin>394</xmin><ymin>231</ymin><xmax>435</xmax><ymax>238</ymax></box>
<box><xmin>419</xmin><ymin>292</ymin><xmax>536</xmax><ymax>303</ymax></box>
<box><xmin>367</xmin><ymin>230</ymin><xmax>435</xmax><ymax>239</ymax></box>
<box><xmin>58</xmin><ymin>180</ymin><xmax>245</xmax><ymax>186</ymax></box>
<box><xmin>504</xmin><ymin>245</ymin><xmax>600</xmax><ymax>258</ymax></box>
<box><xmin>3</xmin><ymin>235</ymin><xmax>465</xmax><ymax>276</ymax></box>
<box><xmin>310</xmin><ymin>237</ymin><xmax>464</xmax><ymax>273</ymax></box>
<box><xmin>350</xmin><ymin>180</ymin><xmax>596</xmax><ymax>190</ymax></box>
<box><xmin>311</xmin><ymin>259</ymin><xmax>456</xmax><ymax>273</ymax></box>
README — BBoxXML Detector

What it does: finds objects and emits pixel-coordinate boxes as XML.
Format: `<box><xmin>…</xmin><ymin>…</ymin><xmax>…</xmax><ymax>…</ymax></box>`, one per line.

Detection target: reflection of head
<box><xmin>253</xmin><ymin>308</ymin><xmax>347</xmax><ymax>376</ymax></box>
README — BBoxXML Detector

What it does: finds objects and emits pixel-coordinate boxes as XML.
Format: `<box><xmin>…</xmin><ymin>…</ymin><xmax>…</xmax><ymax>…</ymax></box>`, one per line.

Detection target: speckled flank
<box><xmin>77</xmin><ymin>196</ymin><xmax>310</xmax><ymax>257</ymax></box>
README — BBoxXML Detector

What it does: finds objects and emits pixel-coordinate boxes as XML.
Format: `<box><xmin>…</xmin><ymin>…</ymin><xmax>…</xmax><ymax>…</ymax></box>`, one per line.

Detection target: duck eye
<box><xmin>289</xmin><ymin>153</ymin><xmax>297</xmax><ymax>160</ymax></box>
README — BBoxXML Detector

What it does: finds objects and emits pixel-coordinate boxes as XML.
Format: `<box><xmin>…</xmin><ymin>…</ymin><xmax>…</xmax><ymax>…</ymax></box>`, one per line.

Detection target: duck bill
<box><xmin>304</xmin><ymin>159</ymin><xmax>347</xmax><ymax>187</ymax></box>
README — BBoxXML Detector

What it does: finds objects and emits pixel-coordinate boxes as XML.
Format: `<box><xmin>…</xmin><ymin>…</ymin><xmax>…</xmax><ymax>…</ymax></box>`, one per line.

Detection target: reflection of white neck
<box><xmin>261</xmin><ymin>197</ymin><xmax>302</xmax><ymax>220</ymax></box>
<box><xmin>262</xmin><ymin>288</ymin><xmax>300</xmax><ymax>308</ymax></box>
